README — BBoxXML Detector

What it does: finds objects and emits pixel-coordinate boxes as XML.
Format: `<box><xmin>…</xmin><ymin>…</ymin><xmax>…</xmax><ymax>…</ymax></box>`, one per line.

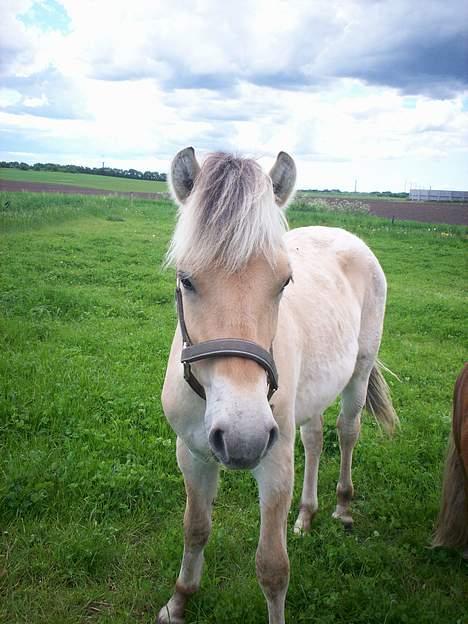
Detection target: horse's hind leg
<box><xmin>158</xmin><ymin>438</ymin><xmax>219</xmax><ymax>624</ymax></box>
<box><xmin>294</xmin><ymin>416</ymin><xmax>323</xmax><ymax>534</ymax></box>
<box><xmin>333</xmin><ymin>368</ymin><xmax>371</xmax><ymax>529</ymax></box>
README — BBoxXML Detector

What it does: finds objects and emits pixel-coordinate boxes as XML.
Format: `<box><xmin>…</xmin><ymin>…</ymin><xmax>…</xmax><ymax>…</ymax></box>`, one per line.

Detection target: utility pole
<box><xmin>354</xmin><ymin>179</ymin><xmax>357</xmax><ymax>193</ymax></box>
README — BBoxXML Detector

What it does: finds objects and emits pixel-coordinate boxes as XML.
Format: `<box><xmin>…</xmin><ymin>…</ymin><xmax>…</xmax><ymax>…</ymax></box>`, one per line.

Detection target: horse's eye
<box><xmin>181</xmin><ymin>277</ymin><xmax>195</xmax><ymax>292</ymax></box>
<box><xmin>281</xmin><ymin>276</ymin><xmax>292</xmax><ymax>291</ymax></box>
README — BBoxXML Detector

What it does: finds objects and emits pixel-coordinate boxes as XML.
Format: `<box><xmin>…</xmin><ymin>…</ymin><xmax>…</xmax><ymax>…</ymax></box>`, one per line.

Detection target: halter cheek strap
<box><xmin>175</xmin><ymin>284</ymin><xmax>279</xmax><ymax>401</ymax></box>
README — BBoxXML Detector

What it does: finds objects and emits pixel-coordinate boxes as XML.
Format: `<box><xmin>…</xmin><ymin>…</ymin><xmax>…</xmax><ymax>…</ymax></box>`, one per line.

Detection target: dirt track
<box><xmin>1</xmin><ymin>179</ymin><xmax>467</xmax><ymax>226</ymax></box>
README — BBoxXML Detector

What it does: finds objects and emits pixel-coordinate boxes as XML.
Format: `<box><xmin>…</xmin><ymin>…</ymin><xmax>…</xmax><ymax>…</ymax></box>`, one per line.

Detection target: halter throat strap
<box><xmin>175</xmin><ymin>283</ymin><xmax>278</xmax><ymax>401</ymax></box>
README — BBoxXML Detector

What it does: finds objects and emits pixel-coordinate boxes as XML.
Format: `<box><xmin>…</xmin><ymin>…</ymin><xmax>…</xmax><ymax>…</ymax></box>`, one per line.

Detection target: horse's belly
<box><xmin>293</xmin><ymin>347</ymin><xmax>359</xmax><ymax>427</ymax></box>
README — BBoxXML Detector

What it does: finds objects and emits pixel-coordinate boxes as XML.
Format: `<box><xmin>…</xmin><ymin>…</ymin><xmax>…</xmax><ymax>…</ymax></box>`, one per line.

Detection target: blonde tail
<box><xmin>366</xmin><ymin>360</ymin><xmax>399</xmax><ymax>435</ymax></box>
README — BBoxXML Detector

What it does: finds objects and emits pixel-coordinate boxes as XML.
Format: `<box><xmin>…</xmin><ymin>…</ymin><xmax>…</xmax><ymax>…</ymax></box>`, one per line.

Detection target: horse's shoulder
<box><xmin>285</xmin><ymin>226</ymin><xmax>370</xmax><ymax>254</ymax></box>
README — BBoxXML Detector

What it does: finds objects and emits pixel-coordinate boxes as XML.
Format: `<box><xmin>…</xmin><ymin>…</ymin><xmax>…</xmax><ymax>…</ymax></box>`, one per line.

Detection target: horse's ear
<box><xmin>269</xmin><ymin>151</ymin><xmax>296</xmax><ymax>207</ymax></box>
<box><xmin>170</xmin><ymin>147</ymin><xmax>201</xmax><ymax>204</ymax></box>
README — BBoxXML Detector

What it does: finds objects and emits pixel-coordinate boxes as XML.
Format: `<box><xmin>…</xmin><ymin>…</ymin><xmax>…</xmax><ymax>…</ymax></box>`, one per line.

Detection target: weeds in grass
<box><xmin>295</xmin><ymin>196</ymin><xmax>371</xmax><ymax>214</ymax></box>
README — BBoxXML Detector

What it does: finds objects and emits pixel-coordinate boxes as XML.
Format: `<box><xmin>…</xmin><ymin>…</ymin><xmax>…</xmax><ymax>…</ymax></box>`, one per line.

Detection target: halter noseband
<box><xmin>175</xmin><ymin>282</ymin><xmax>279</xmax><ymax>401</ymax></box>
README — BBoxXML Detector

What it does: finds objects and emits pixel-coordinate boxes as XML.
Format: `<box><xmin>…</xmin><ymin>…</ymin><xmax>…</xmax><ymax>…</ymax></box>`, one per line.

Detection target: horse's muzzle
<box><xmin>208</xmin><ymin>423</ymin><xmax>279</xmax><ymax>470</ymax></box>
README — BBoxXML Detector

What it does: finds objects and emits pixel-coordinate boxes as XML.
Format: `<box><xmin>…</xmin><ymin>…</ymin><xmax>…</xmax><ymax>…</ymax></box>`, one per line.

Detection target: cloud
<box><xmin>0</xmin><ymin>0</ymin><xmax>467</xmax><ymax>192</ymax></box>
<box><xmin>48</xmin><ymin>0</ymin><xmax>467</xmax><ymax>98</ymax></box>
<box><xmin>0</xmin><ymin>0</ymin><xmax>36</xmax><ymax>77</ymax></box>
<box><xmin>319</xmin><ymin>1</ymin><xmax>468</xmax><ymax>97</ymax></box>
<box><xmin>0</xmin><ymin>67</ymin><xmax>89</xmax><ymax>119</ymax></box>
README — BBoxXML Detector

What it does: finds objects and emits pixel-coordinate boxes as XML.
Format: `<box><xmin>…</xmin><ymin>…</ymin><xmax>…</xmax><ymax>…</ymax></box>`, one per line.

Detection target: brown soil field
<box><xmin>1</xmin><ymin>179</ymin><xmax>467</xmax><ymax>226</ymax></box>
<box><xmin>342</xmin><ymin>198</ymin><xmax>467</xmax><ymax>226</ymax></box>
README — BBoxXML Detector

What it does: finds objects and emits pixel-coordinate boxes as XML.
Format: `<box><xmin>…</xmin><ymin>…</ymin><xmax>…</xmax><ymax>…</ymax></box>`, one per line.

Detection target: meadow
<box><xmin>0</xmin><ymin>191</ymin><xmax>467</xmax><ymax>623</ymax></box>
<box><xmin>0</xmin><ymin>168</ymin><xmax>167</xmax><ymax>193</ymax></box>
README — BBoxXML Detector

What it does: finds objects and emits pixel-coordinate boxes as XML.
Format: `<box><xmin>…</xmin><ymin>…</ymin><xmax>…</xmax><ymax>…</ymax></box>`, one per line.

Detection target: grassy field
<box><xmin>0</xmin><ymin>168</ymin><xmax>168</xmax><ymax>193</ymax></box>
<box><xmin>0</xmin><ymin>191</ymin><xmax>467</xmax><ymax>623</ymax></box>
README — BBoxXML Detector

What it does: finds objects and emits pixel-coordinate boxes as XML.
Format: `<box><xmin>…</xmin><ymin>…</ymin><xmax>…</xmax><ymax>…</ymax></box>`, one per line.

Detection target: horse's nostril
<box><xmin>209</xmin><ymin>428</ymin><xmax>229</xmax><ymax>462</ymax></box>
<box><xmin>266</xmin><ymin>425</ymin><xmax>279</xmax><ymax>453</ymax></box>
<box><xmin>211</xmin><ymin>428</ymin><xmax>223</xmax><ymax>450</ymax></box>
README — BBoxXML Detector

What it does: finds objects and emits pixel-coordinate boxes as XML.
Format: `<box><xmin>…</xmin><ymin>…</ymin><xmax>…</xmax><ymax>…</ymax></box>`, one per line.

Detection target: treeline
<box><xmin>0</xmin><ymin>161</ymin><xmax>167</xmax><ymax>182</ymax></box>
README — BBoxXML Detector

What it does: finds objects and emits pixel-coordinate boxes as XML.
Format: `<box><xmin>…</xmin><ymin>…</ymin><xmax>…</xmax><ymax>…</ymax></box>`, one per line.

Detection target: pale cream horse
<box><xmin>158</xmin><ymin>148</ymin><xmax>397</xmax><ymax>624</ymax></box>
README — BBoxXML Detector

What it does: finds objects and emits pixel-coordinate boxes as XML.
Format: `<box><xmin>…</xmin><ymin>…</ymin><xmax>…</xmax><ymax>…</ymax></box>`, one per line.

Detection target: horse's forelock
<box><xmin>166</xmin><ymin>152</ymin><xmax>287</xmax><ymax>273</ymax></box>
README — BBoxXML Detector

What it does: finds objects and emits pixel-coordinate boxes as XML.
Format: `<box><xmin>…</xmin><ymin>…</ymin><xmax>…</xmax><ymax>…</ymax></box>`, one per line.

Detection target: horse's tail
<box><xmin>432</xmin><ymin>433</ymin><xmax>468</xmax><ymax>548</ymax></box>
<box><xmin>365</xmin><ymin>360</ymin><xmax>399</xmax><ymax>435</ymax></box>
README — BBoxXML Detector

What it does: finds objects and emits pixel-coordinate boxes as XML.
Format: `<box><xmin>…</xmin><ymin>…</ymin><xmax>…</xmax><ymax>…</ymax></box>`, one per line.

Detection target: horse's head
<box><xmin>168</xmin><ymin>148</ymin><xmax>296</xmax><ymax>469</ymax></box>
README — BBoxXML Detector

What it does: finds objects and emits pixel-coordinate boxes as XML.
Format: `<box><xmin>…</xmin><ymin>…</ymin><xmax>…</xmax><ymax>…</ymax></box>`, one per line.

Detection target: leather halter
<box><xmin>175</xmin><ymin>282</ymin><xmax>279</xmax><ymax>401</ymax></box>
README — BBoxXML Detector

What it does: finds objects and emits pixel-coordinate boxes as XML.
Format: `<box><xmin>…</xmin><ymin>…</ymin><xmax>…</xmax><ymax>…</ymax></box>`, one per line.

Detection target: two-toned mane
<box><xmin>167</xmin><ymin>150</ymin><xmax>290</xmax><ymax>273</ymax></box>
<box><xmin>158</xmin><ymin>147</ymin><xmax>398</xmax><ymax>624</ymax></box>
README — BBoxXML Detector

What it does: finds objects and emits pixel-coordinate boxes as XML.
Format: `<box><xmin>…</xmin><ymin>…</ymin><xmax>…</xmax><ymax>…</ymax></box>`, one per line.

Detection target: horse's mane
<box><xmin>166</xmin><ymin>152</ymin><xmax>287</xmax><ymax>273</ymax></box>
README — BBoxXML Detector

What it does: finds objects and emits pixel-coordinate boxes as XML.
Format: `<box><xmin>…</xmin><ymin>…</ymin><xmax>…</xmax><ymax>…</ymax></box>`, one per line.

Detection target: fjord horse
<box><xmin>158</xmin><ymin>148</ymin><xmax>398</xmax><ymax>624</ymax></box>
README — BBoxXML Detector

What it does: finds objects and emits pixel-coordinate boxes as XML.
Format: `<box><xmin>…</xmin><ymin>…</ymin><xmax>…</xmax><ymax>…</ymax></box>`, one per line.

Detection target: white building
<box><xmin>409</xmin><ymin>189</ymin><xmax>468</xmax><ymax>202</ymax></box>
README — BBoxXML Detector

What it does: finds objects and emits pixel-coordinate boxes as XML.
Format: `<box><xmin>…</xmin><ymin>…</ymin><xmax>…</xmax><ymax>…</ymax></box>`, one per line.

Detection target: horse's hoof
<box><xmin>293</xmin><ymin>520</ymin><xmax>308</xmax><ymax>536</ymax></box>
<box><xmin>294</xmin><ymin>506</ymin><xmax>318</xmax><ymax>535</ymax></box>
<box><xmin>332</xmin><ymin>510</ymin><xmax>353</xmax><ymax>531</ymax></box>
<box><xmin>157</xmin><ymin>606</ymin><xmax>185</xmax><ymax>624</ymax></box>
<box><xmin>293</xmin><ymin>515</ymin><xmax>310</xmax><ymax>535</ymax></box>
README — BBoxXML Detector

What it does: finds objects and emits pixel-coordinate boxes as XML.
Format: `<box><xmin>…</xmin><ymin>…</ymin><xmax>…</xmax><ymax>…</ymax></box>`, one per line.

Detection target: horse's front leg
<box><xmin>158</xmin><ymin>437</ymin><xmax>219</xmax><ymax>624</ymax></box>
<box><xmin>253</xmin><ymin>433</ymin><xmax>294</xmax><ymax>624</ymax></box>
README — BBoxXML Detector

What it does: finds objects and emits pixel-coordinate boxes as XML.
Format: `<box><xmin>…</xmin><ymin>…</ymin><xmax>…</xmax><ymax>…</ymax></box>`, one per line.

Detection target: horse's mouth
<box><xmin>210</xmin><ymin>450</ymin><xmax>262</xmax><ymax>471</ymax></box>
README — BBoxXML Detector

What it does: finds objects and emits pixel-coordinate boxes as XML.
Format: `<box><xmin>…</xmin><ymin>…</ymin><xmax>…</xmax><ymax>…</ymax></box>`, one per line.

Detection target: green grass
<box><xmin>0</xmin><ymin>192</ymin><xmax>467</xmax><ymax>623</ymax></box>
<box><xmin>0</xmin><ymin>168</ymin><xmax>168</xmax><ymax>193</ymax></box>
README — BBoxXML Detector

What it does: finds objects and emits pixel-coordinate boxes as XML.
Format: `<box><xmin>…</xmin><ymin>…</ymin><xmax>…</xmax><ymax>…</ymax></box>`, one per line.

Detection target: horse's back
<box><xmin>285</xmin><ymin>225</ymin><xmax>385</xmax><ymax>282</ymax></box>
<box><xmin>283</xmin><ymin>226</ymin><xmax>386</xmax><ymax>333</ymax></box>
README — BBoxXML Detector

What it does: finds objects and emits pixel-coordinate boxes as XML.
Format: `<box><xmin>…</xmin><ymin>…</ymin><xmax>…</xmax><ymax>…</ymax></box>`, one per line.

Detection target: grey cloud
<box><xmin>205</xmin><ymin>2</ymin><xmax>467</xmax><ymax>98</ymax></box>
<box><xmin>162</xmin><ymin>71</ymin><xmax>235</xmax><ymax>92</ymax></box>
<box><xmin>0</xmin><ymin>125</ymin><xmax>158</xmax><ymax>161</ymax></box>
<box><xmin>88</xmin><ymin>0</ymin><xmax>467</xmax><ymax>100</ymax></box>
<box><xmin>0</xmin><ymin>68</ymin><xmax>89</xmax><ymax>120</ymax></box>
<box><xmin>89</xmin><ymin>59</ymin><xmax>238</xmax><ymax>92</ymax></box>
<box><xmin>165</xmin><ymin>87</ymin><xmax>286</xmax><ymax>124</ymax></box>
<box><xmin>2</xmin><ymin>0</ymin><xmax>466</xmax><ymax>140</ymax></box>
<box><xmin>189</xmin><ymin>123</ymin><xmax>239</xmax><ymax>154</ymax></box>
<box><xmin>335</xmin><ymin>31</ymin><xmax>468</xmax><ymax>98</ymax></box>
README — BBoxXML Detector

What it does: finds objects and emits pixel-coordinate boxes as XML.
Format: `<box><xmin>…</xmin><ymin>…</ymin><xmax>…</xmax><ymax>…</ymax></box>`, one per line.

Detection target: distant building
<box><xmin>409</xmin><ymin>189</ymin><xmax>468</xmax><ymax>202</ymax></box>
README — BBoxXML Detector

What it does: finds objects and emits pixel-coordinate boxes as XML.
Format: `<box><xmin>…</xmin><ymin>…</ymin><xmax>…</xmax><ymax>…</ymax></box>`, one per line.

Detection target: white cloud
<box><xmin>0</xmin><ymin>88</ymin><xmax>22</xmax><ymax>107</ymax></box>
<box><xmin>0</xmin><ymin>0</ymin><xmax>467</xmax><ymax>191</ymax></box>
<box><xmin>23</xmin><ymin>93</ymin><xmax>48</xmax><ymax>107</ymax></box>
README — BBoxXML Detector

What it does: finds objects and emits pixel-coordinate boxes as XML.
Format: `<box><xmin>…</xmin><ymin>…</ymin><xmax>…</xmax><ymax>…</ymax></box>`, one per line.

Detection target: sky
<box><xmin>1</xmin><ymin>0</ymin><xmax>467</xmax><ymax>191</ymax></box>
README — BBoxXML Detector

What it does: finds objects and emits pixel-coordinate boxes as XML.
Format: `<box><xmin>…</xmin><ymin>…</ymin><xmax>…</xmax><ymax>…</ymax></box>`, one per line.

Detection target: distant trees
<box><xmin>0</xmin><ymin>161</ymin><xmax>167</xmax><ymax>182</ymax></box>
